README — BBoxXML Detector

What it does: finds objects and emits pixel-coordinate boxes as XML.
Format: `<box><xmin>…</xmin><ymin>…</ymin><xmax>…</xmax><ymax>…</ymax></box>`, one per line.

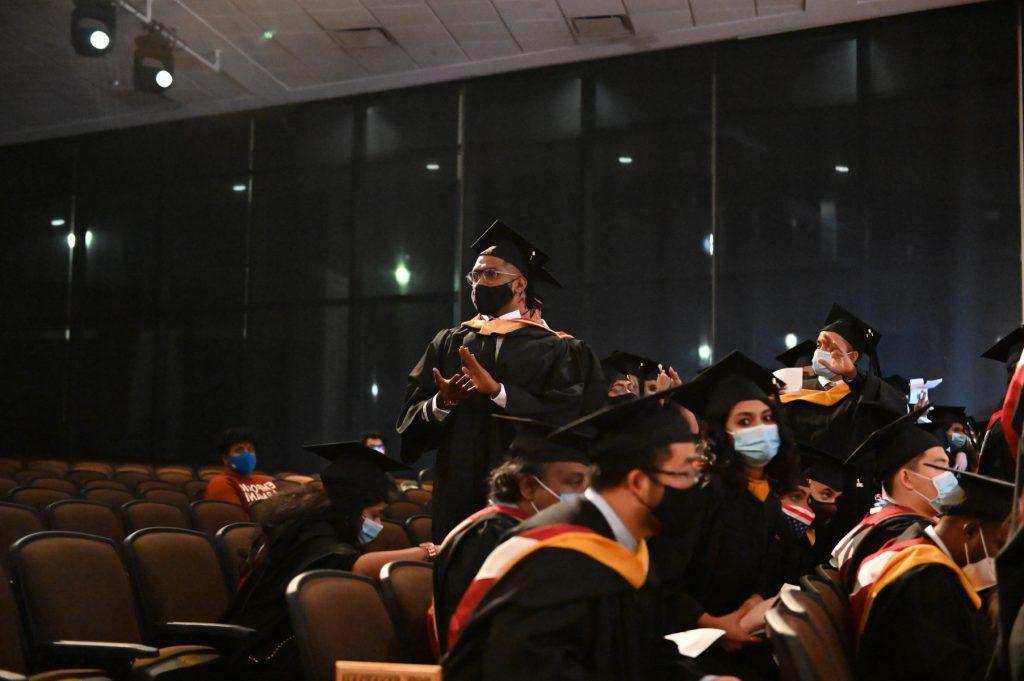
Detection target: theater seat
<box><xmin>141</xmin><ymin>490</ymin><xmax>190</xmax><ymax>510</ymax></box>
<box><xmin>189</xmin><ymin>500</ymin><xmax>247</xmax><ymax>537</ymax></box>
<box><xmin>135</xmin><ymin>481</ymin><xmax>176</xmax><ymax>495</ymax></box>
<box><xmin>0</xmin><ymin>503</ymin><xmax>44</xmax><ymax>572</ymax></box>
<box><xmin>800</xmin><ymin>575</ymin><xmax>852</xmax><ymax>653</ymax></box>
<box><xmin>0</xmin><ymin>478</ymin><xmax>18</xmax><ymax>497</ymax></box>
<box><xmin>124</xmin><ymin>528</ymin><xmax>253</xmax><ymax>651</ymax></box>
<box><xmin>121</xmin><ymin>501</ymin><xmax>189</xmax><ymax>533</ymax></box>
<box><xmin>401</xmin><ymin>489</ymin><xmax>432</xmax><ymax>507</ymax></box>
<box><xmin>83</xmin><ymin>480</ymin><xmax>131</xmax><ymax>493</ymax></box>
<box><xmin>213</xmin><ymin>523</ymin><xmax>257</xmax><ymax>591</ymax></box>
<box><xmin>9</xmin><ymin>532</ymin><xmax>220</xmax><ymax>679</ymax></box>
<box><xmin>286</xmin><ymin>570</ymin><xmax>402</xmax><ymax>681</ymax></box>
<box><xmin>0</xmin><ymin>564</ymin><xmax>112</xmax><ymax>680</ymax></box>
<box><xmin>82</xmin><ymin>488</ymin><xmax>134</xmax><ymax>511</ymax></box>
<box><xmin>364</xmin><ymin>521</ymin><xmax>411</xmax><ymax>553</ymax></box>
<box><xmin>380</xmin><ymin>561</ymin><xmax>435</xmax><ymax>663</ymax></box>
<box><xmin>773</xmin><ymin>589</ymin><xmax>853</xmax><ymax>681</ymax></box>
<box><xmin>26</xmin><ymin>479</ymin><xmax>77</xmax><ymax>496</ymax></box>
<box><xmin>113</xmin><ymin>471</ymin><xmax>152</xmax><ymax>488</ymax></box>
<box><xmin>404</xmin><ymin>515</ymin><xmax>432</xmax><ymax>546</ymax></box>
<box><xmin>13</xmin><ymin>470</ymin><xmax>54</xmax><ymax>487</ymax></box>
<box><xmin>24</xmin><ymin>460</ymin><xmax>69</xmax><ymax>477</ymax></box>
<box><xmin>0</xmin><ymin>459</ymin><xmax>22</xmax><ymax>477</ymax></box>
<box><xmin>384</xmin><ymin>501</ymin><xmax>422</xmax><ymax>524</ymax></box>
<box><xmin>45</xmin><ymin>501</ymin><xmax>124</xmax><ymax>545</ymax></box>
<box><xmin>66</xmin><ymin>470</ymin><xmax>109</xmax><ymax>488</ymax></box>
<box><xmin>9</xmin><ymin>488</ymin><xmax>72</xmax><ymax>513</ymax></box>
<box><xmin>182</xmin><ymin>480</ymin><xmax>207</xmax><ymax>501</ymax></box>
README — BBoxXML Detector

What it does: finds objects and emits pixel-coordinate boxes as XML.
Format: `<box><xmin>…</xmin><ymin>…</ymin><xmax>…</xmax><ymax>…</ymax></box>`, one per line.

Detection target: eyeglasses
<box><xmin>465</xmin><ymin>268</ymin><xmax>520</xmax><ymax>286</ymax></box>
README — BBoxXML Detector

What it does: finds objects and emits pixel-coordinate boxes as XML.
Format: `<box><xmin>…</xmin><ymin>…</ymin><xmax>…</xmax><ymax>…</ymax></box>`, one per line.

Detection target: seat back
<box><xmin>46</xmin><ymin>500</ymin><xmax>125</xmax><ymax>544</ymax></box>
<box><xmin>380</xmin><ymin>561</ymin><xmax>435</xmax><ymax>662</ymax></box>
<box><xmin>800</xmin><ymin>575</ymin><xmax>852</xmax><ymax>651</ymax></box>
<box><xmin>124</xmin><ymin>528</ymin><xmax>232</xmax><ymax>630</ymax></box>
<box><xmin>384</xmin><ymin>501</ymin><xmax>423</xmax><ymax>524</ymax></box>
<box><xmin>84</xmin><ymin>479</ymin><xmax>131</xmax><ymax>493</ymax></box>
<box><xmin>189</xmin><ymin>500</ymin><xmax>248</xmax><ymax>537</ymax></box>
<box><xmin>10</xmin><ymin>532</ymin><xmax>144</xmax><ymax>646</ymax></box>
<box><xmin>14</xmin><ymin>469</ymin><xmax>55</xmax><ymax>486</ymax></box>
<box><xmin>766</xmin><ymin>608</ymin><xmax>820</xmax><ymax>681</ymax></box>
<box><xmin>404</xmin><ymin>515</ymin><xmax>432</xmax><ymax>546</ymax></box>
<box><xmin>67</xmin><ymin>469</ymin><xmax>110</xmax><ymax>487</ymax></box>
<box><xmin>10</xmin><ymin>486</ymin><xmax>73</xmax><ymax>512</ymax></box>
<box><xmin>365</xmin><ymin>520</ymin><xmax>411</xmax><ymax>553</ymax></box>
<box><xmin>0</xmin><ymin>477</ymin><xmax>18</xmax><ymax>497</ymax></box>
<box><xmin>25</xmin><ymin>460</ymin><xmax>69</xmax><ymax>476</ymax></box>
<box><xmin>182</xmin><ymin>479</ymin><xmax>208</xmax><ymax>501</ymax></box>
<box><xmin>156</xmin><ymin>466</ymin><xmax>194</xmax><ymax>479</ymax></box>
<box><xmin>136</xmin><ymin>480</ymin><xmax>178</xmax><ymax>494</ymax></box>
<box><xmin>29</xmin><ymin>478</ymin><xmax>78</xmax><ymax>495</ymax></box>
<box><xmin>82</xmin><ymin>487</ymin><xmax>135</xmax><ymax>510</ymax></box>
<box><xmin>113</xmin><ymin>470</ymin><xmax>152</xmax><ymax>487</ymax></box>
<box><xmin>214</xmin><ymin>522</ymin><xmax>257</xmax><ymax>590</ymax></box>
<box><xmin>0</xmin><ymin>565</ymin><xmax>28</xmax><ymax>673</ymax></box>
<box><xmin>121</xmin><ymin>500</ymin><xmax>190</xmax><ymax>532</ymax></box>
<box><xmin>287</xmin><ymin>570</ymin><xmax>401</xmax><ymax>681</ymax></box>
<box><xmin>777</xmin><ymin>590</ymin><xmax>853</xmax><ymax>681</ymax></box>
<box><xmin>142</xmin><ymin>489</ymin><xmax>191</xmax><ymax>509</ymax></box>
<box><xmin>0</xmin><ymin>502</ymin><xmax>45</xmax><ymax>572</ymax></box>
<box><xmin>157</xmin><ymin>474</ymin><xmax>193</xmax><ymax>488</ymax></box>
<box><xmin>401</xmin><ymin>489</ymin><xmax>432</xmax><ymax>507</ymax></box>
<box><xmin>0</xmin><ymin>458</ymin><xmax>22</xmax><ymax>477</ymax></box>
<box><xmin>72</xmin><ymin>462</ymin><xmax>115</xmax><ymax>477</ymax></box>
<box><xmin>816</xmin><ymin>564</ymin><xmax>845</xmax><ymax>596</ymax></box>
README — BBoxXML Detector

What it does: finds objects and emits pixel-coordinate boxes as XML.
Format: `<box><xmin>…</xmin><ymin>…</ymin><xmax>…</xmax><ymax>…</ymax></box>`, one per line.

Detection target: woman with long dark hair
<box><xmin>219</xmin><ymin>442</ymin><xmax>434</xmax><ymax>681</ymax></box>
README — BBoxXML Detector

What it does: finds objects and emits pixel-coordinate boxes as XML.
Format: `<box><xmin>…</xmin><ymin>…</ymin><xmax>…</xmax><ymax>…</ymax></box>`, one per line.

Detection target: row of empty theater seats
<box><xmin>765</xmin><ymin>565</ymin><xmax>856</xmax><ymax>681</ymax></box>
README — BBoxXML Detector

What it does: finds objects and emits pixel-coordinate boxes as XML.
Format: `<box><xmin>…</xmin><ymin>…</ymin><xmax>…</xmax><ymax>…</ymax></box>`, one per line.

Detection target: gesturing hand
<box><xmin>459</xmin><ymin>346</ymin><xmax>502</xmax><ymax>398</ymax></box>
<box><xmin>432</xmin><ymin>367</ymin><xmax>475</xmax><ymax>409</ymax></box>
<box><xmin>819</xmin><ymin>350</ymin><xmax>857</xmax><ymax>381</ymax></box>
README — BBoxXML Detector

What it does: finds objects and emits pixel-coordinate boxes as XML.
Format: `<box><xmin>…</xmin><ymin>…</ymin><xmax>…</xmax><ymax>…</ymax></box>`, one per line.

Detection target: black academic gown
<box><xmin>857</xmin><ymin>556</ymin><xmax>993</xmax><ymax>681</ymax></box>
<box><xmin>441</xmin><ymin>496</ymin><xmax>704</xmax><ymax>681</ymax></box>
<box><xmin>219</xmin><ymin>521</ymin><xmax>360</xmax><ymax>681</ymax></box>
<box><xmin>784</xmin><ymin>372</ymin><xmax>907</xmax><ymax>546</ymax></box>
<box><xmin>433</xmin><ymin>508</ymin><xmax>522</xmax><ymax>653</ymax></box>
<box><xmin>980</xmin><ymin>417</ymin><xmax>1016</xmax><ymax>482</ymax></box>
<box><xmin>838</xmin><ymin>509</ymin><xmax>933</xmax><ymax>594</ymax></box>
<box><xmin>397</xmin><ymin>322</ymin><xmax>605</xmax><ymax>540</ymax></box>
<box><xmin>988</xmin><ymin>524</ymin><xmax>1024</xmax><ymax>680</ymax></box>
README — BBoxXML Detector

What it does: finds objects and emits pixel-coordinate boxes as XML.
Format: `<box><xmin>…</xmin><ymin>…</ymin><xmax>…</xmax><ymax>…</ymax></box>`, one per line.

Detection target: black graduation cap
<box><xmin>844</xmin><ymin>406</ymin><xmax>942</xmax><ymax>480</ymax></box>
<box><xmin>924</xmin><ymin>463</ymin><xmax>1014</xmax><ymax>522</ymax></box>
<box><xmin>795</xmin><ymin>441</ymin><xmax>846</xmax><ymax>490</ymax></box>
<box><xmin>925</xmin><ymin>405</ymin><xmax>968</xmax><ymax>428</ymax></box>
<box><xmin>821</xmin><ymin>303</ymin><xmax>882</xmax><ymax>376</ymax></box>
<box><xmin>883</xmin><ymin>374</ymin><xmax>910</xmax><ymax>397</ymax></box>
<box><xmin>672</xmin><ymin>351</ymin><xmax>783</xmax><ymax>425</ymax></box>
<box><xmin>303</xmin><ymin>441</ymin><xmax>408</xmax><ymax>504</ymax></box>
<box><xmin>776</xmin><ymin>339</ymin><xmax>816</xmax><ymax>368</ymax></box>
<box><xmin>600</xmin><ymin>351</ymin><xmax>660</xmax><ymax>385</ymax></box>
<box><xmin>471</xmin><ymin>221</ymin><xmax>561</xmax><ymax>309</ymax></box>
<box><xmin>551</xmin><ymin>389</ymin><xmax>694</xmax><ymax>462</ymax></box>
<box><xmin>492</xmin><ymin>415</ymin><xmax>591</xmax><ymax>465</ymax></box>
<box><xmin>981</xmin><ymin>325</ymin><xmax>1024</xmax><ymax>364</ymax></box>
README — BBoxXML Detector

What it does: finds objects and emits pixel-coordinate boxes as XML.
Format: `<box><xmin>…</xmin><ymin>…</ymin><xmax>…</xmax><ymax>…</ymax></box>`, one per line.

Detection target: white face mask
<box><xmin>963</xmin><ymin>526</ymin><xmax>997</xmax><ymax>592</ymax></box>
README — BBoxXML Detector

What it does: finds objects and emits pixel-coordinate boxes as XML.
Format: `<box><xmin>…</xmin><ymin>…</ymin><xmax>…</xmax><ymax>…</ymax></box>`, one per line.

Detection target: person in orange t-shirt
<box><xmin>205</xmin><ymin>427</ymin><xmax>277</xmax><ymax>513</ymax></box>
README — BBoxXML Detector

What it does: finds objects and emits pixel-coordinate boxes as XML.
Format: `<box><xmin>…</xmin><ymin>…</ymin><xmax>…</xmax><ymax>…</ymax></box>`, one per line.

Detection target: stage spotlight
<box><xmin>134</xmin><ymin>30</ymin><xmax>175</xmax><ymax>93</ymax></box>
<box><xmin>71</xmin><ymin>0</ymin><xmax>116</xmax><ymax>57</ymax></box>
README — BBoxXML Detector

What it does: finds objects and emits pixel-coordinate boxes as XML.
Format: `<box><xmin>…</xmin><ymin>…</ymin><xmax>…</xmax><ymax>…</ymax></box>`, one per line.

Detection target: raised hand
<box><xmin>432</xmin><ymin>367</ymin><xmax>476</xmax><ymax>409</ymax></box>
<box><xmin>820</xmin><ymin>349</ymin><xmax>857</xmax><ymax>381</ymax></box>
<box><xmin>459</xmin><ymin>346</ymin><xmax>501</xmax><ymax>398</ymax></box>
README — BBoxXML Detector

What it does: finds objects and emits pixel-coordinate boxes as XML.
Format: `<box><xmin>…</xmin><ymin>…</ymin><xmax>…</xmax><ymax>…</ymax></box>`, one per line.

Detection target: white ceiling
<box><xmin>0</xmin><ymin>0</ymin><xmax>987</xmax><ymax>145</ymax></box>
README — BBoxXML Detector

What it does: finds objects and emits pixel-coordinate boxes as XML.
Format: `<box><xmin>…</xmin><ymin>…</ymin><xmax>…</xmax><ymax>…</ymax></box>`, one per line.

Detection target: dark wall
<box><xmin>0</xmin><ymin>1</ymin><xmax>1018</xmax><ymax>471</ymax></box>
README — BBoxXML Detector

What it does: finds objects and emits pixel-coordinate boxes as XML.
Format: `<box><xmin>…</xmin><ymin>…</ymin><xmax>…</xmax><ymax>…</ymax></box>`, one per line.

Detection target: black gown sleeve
<box><xmin>501</xmin><ymin>338</ymin><xmax>590</xmax><ymax>420</ymax></box>
<box><xmin>396</xmin><ymin>328</ymin><xmax>449</xmax><ymax>464</ymax></box>
<box><xmin>857</xmin><ymin>564</ymin><xmax>994</xmax><ymax>681</ymax></box>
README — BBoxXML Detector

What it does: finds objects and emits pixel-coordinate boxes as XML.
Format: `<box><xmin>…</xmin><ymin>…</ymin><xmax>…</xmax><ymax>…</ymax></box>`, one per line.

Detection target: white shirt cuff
<box><xmin>426</xmin><ymin>394</ymin><xmax>450</xmax><ymax>422</ymax></box>
<box><xmin>491</xmin><ymin>383</ymin><xmax>507</xmax><ymax>408</ymax></box>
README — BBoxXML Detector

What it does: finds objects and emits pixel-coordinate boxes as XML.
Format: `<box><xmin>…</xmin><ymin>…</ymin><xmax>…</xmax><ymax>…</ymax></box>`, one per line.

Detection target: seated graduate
<box><xmin>219</xmin><ymin>442</ymin><xmax>434</xmax><ymax>681</ymax></box>
<box><xmin>851</xmin><ymin>466</ymin><xmax>1011</xmax><ymax>681</ymax></box>
<box><xmin>432</xmin><ymin>415</ymin><xmax>591</xmax><ymax>653</ymax></box>
<box><xmin>205</xmin><ymin>427</ymin><xmax>278</xmax><ymax>514</ymax></box>
<box><xmin>669</xmin><ymin>351</ymin><xmax>800</xmax><ymax>678</ymax></box>
<box><xmin>779</xmin><ymin>304</ymin><xmax>907</xmax><ymax>547</ymax></box>
<box><xmin>775</xmin><ymin>442</ymin><xmax>848</xmax><ymax>570</ymax></box>
<box><xmin>921</xmin><ymin>405</ymin><xmax>976</xmax><ymax>471</ymax></box>
<box><xmin>441</xmin><ymin>390</ymin><xmax>723</xmax><ymax>681</ymax></box>
<box><xmin>831</xmin><ymin>407</ymin><xmax>952</xmax><ymax>592</ymax></box>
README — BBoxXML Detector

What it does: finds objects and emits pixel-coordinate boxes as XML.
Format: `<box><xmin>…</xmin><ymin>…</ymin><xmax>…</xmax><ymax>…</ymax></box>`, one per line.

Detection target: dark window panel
<box><xmin>254</xmin><ymin>100</ymin><xmax>354</xmax><ymax>173</ymax></box>
<box><xmin>365</xmin><ymin>86</ymin><xmax>460</xmax><ymax>161</ymax></box>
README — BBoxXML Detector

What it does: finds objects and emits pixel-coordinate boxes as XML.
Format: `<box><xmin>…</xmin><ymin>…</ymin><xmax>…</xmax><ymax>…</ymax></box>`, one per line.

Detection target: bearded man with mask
<box><xmin>851</xmin><ymin>466</ymin><xmax>1010</xmax><ymax>681</ymax></box>
<box><xmin>441</xmin><ymin>390</ymin><xmax>733</xmax><ymax>681</ymax></box>
<box><xmin>397</xmin><ymin>221</ymin><xmax>606</xmax><ymax>540</ymax></box>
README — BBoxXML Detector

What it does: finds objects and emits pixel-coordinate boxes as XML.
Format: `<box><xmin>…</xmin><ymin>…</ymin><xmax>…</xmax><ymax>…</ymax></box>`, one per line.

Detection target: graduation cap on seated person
<box><xmin>844</xmin><ymin>406</ymin><xmax>943</xmax><ymax>483</ymax></box>
<box><xmin>776</xmin><ymin>339</ymin><xmax>816</xmax><ymax>368</ymax></box>
<box><xmin>821</xmin><ymin>303</ymin><xmax>882</xmax><ymax>377</ymax></box>
<box><xmin>303</xmin><ymin>441</ymin><xmax>409</xmax><ymax>505</ymax></box>
<box><xmin>671</xmin><ymin>351</ymin><xmax>783</xmax><ymax>425</ymax></box>
<box><xmin>925</xmin><ymin>405</ymin><xmax>968</xmax><ymax>429</ymax></box>
<box><xmin>923</xmin><ymin>464</ymin><xmax>1014</xmax><ymax>522</ymax></box>
<box><xmin>795</xmin><ymin>441</ymin><xmax>847</xmax><ymax>491</ymax></box>
<box><xmin>471</xmin><ymin>220</ymin><xmax>561</xmax><ymax>308</ymax></box>
<box><xmin>982</xmin><ymin>324</ymin><xmax>1024</xmax><ymax>363</ymax></box>
<box><xmin>600</xmin><ymin>351</ymin><xmax>657</xmax><ymax>385</ymax></box>
<box><xmin>492</xmin><ymin>414</ymin><xmax>592</xmax><ymax>465</ymax></box>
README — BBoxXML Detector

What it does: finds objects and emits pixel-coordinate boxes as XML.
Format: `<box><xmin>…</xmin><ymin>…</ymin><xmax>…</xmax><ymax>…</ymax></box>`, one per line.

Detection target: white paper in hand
<box><xmin>664</xmin><ymin>628</ymin><xmax>725</xmax><ymax>658</ymax></box>
<box><xmin>909</xmin><ymin>378</ymin><xmax>943</xmax><ymax>408</ymax></box>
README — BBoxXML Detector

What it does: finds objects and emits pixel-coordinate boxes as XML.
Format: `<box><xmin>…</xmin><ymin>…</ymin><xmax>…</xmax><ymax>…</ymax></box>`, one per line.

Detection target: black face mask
<box><xmin>472</xmin><ymin>282</ymin><xmax>514</xmax><ymax>317</ymax></box>
<box><xmin>808</xmin><ymin>496</ymin><xmax>838</xmax><ymax>527</ymax></box>
<box><xmin>651</xmin><ymin>483</ymin><xmax>700</xmax><ymax>536</ymax></box>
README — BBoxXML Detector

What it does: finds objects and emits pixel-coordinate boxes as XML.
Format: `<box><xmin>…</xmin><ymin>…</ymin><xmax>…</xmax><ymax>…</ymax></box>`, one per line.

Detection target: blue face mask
<box><xmin>729</xmin><ymin>424</ymin><xmax>781</xmax><ymax>466</ymax></box>
<box><xmin>812</xmin><ymin>349</ymin><xmax>837</xmax><ymax>380</ymax></box>
<box><xmin>228</xmin><ymin>450</ymin><xmax>257</xmax><ymax>476</ymax></box>
<box><xmin>909</xmin><ymin>469</ymin><xmax>960</xmax><ymax>513</ymax></box>
<box><xmin>949</xmin><ymin>432</ymin><xmax>969</xmax><ymax>450</ymax></box>
<box><xmin>359</xmin><ymin>517</ymin><xmax>383</xmax><ymax>545</ymax></box>
<box><xmin>532</xmin><ymin>476</ymin><xmax>580</xmax><ymax>505</ymax></box>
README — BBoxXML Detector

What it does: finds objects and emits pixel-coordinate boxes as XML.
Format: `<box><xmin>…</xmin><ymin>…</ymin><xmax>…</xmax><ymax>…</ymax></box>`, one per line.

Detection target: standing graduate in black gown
<box><xmin>442</xmin><ymin>391</ymin><xmax>725</xmax><ymax>681</ymax></box>
<box><xmin>669</xmin><ymin>352</ymin><xmax>800</xmax><ymax>679</ymax></box>
<box><xmin>780</xmin><ymin>303</ymin><xmax>908</xmax><ymax>547</ymax></box>
<box><xmin>432</xmin><ymin>416</ymin><xmax>590</xmax><ymax>654</ymax></box>
<box><xmin>978</xmin><ymin>324</ymin><xmax>1024</xmax><ymax>481</ymax></box>
<box><xmin>852</xmin><ymin>466</ymin><xmax>1011</xmax><ymax>681</ymax></box>
<box><xmin>397</xmin><ymin>221</ymin><xmax>606</xmax><ymax>540</ymax></box>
